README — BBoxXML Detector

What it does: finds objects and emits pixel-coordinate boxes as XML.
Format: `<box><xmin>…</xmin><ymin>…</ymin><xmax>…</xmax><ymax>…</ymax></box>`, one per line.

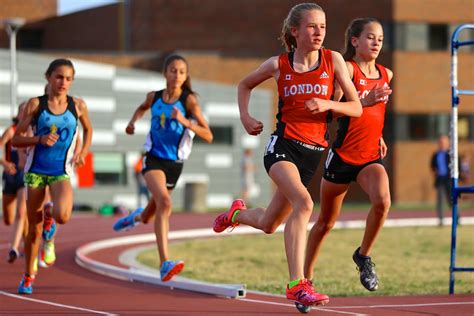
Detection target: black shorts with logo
<box><xmin>323</xmin><ymin>149</ymin><xmax>383</xmax><ymax>184</ymax></box>
<box><xmin>263</xmin><ymin>135</ymin><xmax>326</xmax><ymax>187</ymax></box>
<box><xmin>142</xmin><ymin>153</ymin><xmax>184</xmax><ymax>189</ymax></box>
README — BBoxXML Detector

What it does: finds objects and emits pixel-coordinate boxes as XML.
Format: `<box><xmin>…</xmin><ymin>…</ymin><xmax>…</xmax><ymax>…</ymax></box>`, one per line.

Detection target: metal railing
<box><xmin>449</xmin><ymin>23</ymin><xmax>474</xmax><ymax>294</ymax></box>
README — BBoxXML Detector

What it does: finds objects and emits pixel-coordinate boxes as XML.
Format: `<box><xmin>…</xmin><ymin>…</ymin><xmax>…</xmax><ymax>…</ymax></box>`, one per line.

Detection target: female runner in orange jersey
<box><xmin>213</xmin><ymin>3</ymin><xmax>362</xmax><ymax>307</ymax></box>
<box><xmin>304</xmin><ymin>17</ymin><xmax>393</xmax><ymax>292</ymax></box>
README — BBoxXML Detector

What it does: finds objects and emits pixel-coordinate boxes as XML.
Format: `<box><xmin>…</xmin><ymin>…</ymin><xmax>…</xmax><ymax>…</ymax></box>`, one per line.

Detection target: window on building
<box><xmin>392</xmin><ymin>23</ymin><xmax>454</xmax><ymax>51</ymax></box>
<box><xmin>395</xmin><ymin>113</ymin><xmax>473</xmax><ymax>141</ymax></box>
<box><xmin>194</xmin><ymin>125</ymin><xmax>233</xmax><ymax>145</ymax></box>
<box><xmin>395</xmin><ymin>23</ymin><xmax>428</xmax><ymax>51</ymax></box>
<box><xmin>429</xmin><ymin>24</ymin><xmax>449</xmax><ymax>50</ymax></box>
<box><xmin>408</xmin><ymin>115</ymin><xmax>430</xmax><ymax>140</ymax></box>
<box><xmin>93</xmin><ymin>152</ymin><xmax>127</xmax><ymax>185</ymax></box>
<box><xmin>459</xmin><ymin>114</ymin><xmax>472</xmax><ymax>140</ymax></box>
<box><xmin>380</xmin><ymin>21</ymin><xmax>393</xmax><ymax>51</ymax></box>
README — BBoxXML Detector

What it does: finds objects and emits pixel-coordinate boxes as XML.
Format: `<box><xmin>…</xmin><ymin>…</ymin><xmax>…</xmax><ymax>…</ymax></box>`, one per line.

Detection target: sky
<box><xmin>58</xmin><ymin>0</ymin><xmax>118</xmax><ymax>16</ymax></box>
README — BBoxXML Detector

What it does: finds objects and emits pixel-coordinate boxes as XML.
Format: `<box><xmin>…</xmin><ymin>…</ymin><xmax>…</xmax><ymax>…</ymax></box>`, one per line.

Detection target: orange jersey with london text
<box><xmin>333</xmin><ymin>61</ymin><xmax>390</xmax><ymax>165</ymax></box>
<box><xmin>276</xmin><ymin>49</ymin><xmax>335</xmax><ymax>147</ymax></box>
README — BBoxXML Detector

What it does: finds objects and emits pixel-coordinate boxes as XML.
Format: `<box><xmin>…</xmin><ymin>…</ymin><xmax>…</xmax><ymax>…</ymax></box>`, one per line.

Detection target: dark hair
<box><xmin>163</xmin><ymin>54</ymin><xmax>195</xmax><ymax>94</ymax></box>
<box><xmin>343</xmin><ymin>18</ymin><xmax>381</xmax><ymax>61</ymax></box>
<box><xmin>12</xmin><ymin>116</ymin><xmax>18</xmax><ymax>124</ymax></box>
<box><xmin>280</xmin><ymin>3</ymin><xmax>324</xmax><ymax>52</ymax></box>
<box><xmin>45</xmin><ymin>58</ymin><xmax>75</xmax><ymax>78</ymax></box>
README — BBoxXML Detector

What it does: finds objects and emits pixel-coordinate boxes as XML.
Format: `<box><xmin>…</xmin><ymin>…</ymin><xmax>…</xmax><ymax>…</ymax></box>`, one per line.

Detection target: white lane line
<box><xmin>240</xmin><ymin>298</ymin><xmax>368</xmax><ymax>315</ymax></box>
<box><xmin>329</xmin><ymin>301</ymin><xmax>474</xmax><ymax>309</ymax></box>
<box><xmin>0</xmin><ymin>290</ymin><xmax>117</xmax><ymax>315</ymax></box>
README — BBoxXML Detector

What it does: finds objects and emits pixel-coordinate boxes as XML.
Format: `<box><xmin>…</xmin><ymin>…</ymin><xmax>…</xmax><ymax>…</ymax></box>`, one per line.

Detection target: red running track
<box><xmin>1</xmin><ymin>210</ymin><xmax>473</xmax><ymax>315</ymax></box>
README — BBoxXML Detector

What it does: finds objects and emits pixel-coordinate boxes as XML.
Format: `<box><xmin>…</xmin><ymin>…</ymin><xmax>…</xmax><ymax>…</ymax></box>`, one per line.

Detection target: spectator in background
<box><xmin>240</xmin><ymin>148</ymin><xmax>255</xmax><ymax>203</ymax></box>
<box><xmin>134</xmin><ymin>152</ymin><xmax>149</xmax><ymax>208</ymax></box>
<box><xmin>430</xmin><ymin>135</ymin><xmax>451</xmax><ymax>226</ymax></box>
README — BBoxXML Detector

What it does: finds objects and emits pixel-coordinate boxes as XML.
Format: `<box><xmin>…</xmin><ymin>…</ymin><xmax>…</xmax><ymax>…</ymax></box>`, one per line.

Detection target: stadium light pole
<box><xmin>4</xmin><ymin>18</ymin><xmax>25</xmax><ymax>118</ymax></box>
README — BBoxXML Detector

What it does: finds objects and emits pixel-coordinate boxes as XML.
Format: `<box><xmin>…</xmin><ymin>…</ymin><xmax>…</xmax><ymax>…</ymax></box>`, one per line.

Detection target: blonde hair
<box><xmin>280</xmin><ymin>3</ymin><xmax>324</xmax><ymax>52</ymax></box>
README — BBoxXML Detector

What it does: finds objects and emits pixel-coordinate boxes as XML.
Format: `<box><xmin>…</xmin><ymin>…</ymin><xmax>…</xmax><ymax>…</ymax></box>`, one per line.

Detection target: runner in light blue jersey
<box><xmin>144</xmin><ymin>89</ymin><xmax>193</xmax><ymax>161</ymax></box>
<box><xmin>113</xmin><ymin>54</ymin><xmax>213</xmax><ymax>282</ymax></box>
<box><xmin>12</xmin><ymin>59</ymin><xmax>92</xmax><ymax>294</ymax></box>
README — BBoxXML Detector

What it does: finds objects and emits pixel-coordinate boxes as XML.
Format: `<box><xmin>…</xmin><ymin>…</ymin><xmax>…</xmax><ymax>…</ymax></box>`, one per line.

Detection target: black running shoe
<box><xmin>7</xmin><ymin>248</ymin><xmax>19</xmax><ymax>263</ymax></box>
<box><xmin>352</xmin><ymin>247</ymin><xmax>379</xmax><ymax>291</ymax></box>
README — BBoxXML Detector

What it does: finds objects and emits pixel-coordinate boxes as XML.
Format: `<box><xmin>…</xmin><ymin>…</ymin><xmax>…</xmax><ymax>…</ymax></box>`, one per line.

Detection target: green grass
<box><xmin>137</xmin><ymin>226</ymin><xmax>474</xmax><ymax>296</ymax></box>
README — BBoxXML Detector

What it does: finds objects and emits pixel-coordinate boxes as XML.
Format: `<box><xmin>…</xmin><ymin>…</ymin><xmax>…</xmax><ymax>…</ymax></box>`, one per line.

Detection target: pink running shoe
<box><xmin>213</xmin><ymin>199</ymin><xmax>246</xmax><ymax>233</ymax></box>
<box><xmin>286</xmin><ymin>279</ymin><xmax>329</xmax><ymax>306</ymax></box>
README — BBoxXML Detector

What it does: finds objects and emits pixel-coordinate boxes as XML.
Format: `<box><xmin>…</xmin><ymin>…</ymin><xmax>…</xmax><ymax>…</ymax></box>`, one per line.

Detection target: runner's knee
<box><xmin>262</xmin><ymin>222</ymin><xmax>279</xmax><ymax>234</ymax></box>
<box><xmin>314</xmin><ymin>218</ymin><xmax>336</xmax><ymax>235</ymax></box>
<box><xmin>293</xmin><ymin>196</ymin><xmax>314</xmax><ymax>217</ymax></box>
<box><xmin>54</xmin><ymin>209</ymin><xmax>72</xmax><ymax>224</ymax></box>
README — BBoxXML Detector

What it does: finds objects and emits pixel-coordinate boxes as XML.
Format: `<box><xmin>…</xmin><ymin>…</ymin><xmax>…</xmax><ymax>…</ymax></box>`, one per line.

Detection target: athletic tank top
<box><xmin>333</xmin><ymin>61</ymin><xmax>390</xmax><ymax>165</ymax></box>
<box><xmin>5</xmin><ymin>125</ymin><xmax>19</xmax><ymax>167</ymax></box>
<box><xmin>25</xmin><ymin>95</ymin><xmax>78</xmax><ymax>176</ymax></box>
<box><xmin>143</xmin><ymin>90</ymin><xmax>195</xmax><ymax>161</ymax></box>
<box><xmin>276</xmin><ymin>49</ymin><xmax>335</xmax><ymax>147</ymax></box>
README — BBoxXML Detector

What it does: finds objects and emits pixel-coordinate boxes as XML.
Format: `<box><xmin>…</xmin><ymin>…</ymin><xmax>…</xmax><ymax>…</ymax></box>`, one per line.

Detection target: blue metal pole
<box><xmin>448</xmin><ymin>23</ymin><xmax>474</xmax><ymax>295</ymax></box>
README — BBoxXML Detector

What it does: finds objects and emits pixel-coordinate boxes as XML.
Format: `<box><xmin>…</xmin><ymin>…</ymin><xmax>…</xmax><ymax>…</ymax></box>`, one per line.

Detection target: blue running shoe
<box><xmin>113</xmin><ymin>208</ymin><xmax>144</xmax><ymax>232</ymax></box>
<box><xmin>18</xmin><ymin>275</ymin><xmax>34</xmax><ymax>294</ymax></box>
<box><xmin>42</xmin><ymin>219</ymin><xmax>56</xmax><ymax>241</ymax></box>
<box><xmin>42</xmin><ymin>202</ymin><xmax>56</xmax><ymax>241</ymax></box>
<box><xmin>160</xmin><ymin>260</ymin><xmax>184</xmax><ymax>282</ymax></box>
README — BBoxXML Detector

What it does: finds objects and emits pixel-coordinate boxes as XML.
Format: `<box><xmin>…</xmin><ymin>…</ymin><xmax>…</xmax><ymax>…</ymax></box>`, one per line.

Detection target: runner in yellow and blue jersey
<box><xmin>113</xmin><ymin>54</ymin><xmax>213</xmax><ymax>282</ymax></box>
<box><xmin>12</xmin><ymin>59</ymin><xmax>92</xmax><ymax>294</ymax></box>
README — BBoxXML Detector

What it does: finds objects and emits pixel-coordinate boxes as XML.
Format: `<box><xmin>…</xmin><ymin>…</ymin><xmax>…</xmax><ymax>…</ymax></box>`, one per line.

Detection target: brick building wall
<box><xmin>126</xmin><ymin>0</ymin><xmax>392</xmax><ymax>56</ymax></box>
<box><xmin>2</xmin><ymin>0</ymin><xmax>393</xmax><ymax>55</ymax></box>
<box><xmin>0</xmin><ymin>0</ymin><xmax>56</xmax><ymax>46</ymax></box>
<box><xmin>393</xmin><ymin>52</ymin><xmax>474</xmax><ymax>113</ymax></box>
<box><xmin>393</xmin><ymin>0</ymin><xmax>474</xmax><ymax>23</ymax></box>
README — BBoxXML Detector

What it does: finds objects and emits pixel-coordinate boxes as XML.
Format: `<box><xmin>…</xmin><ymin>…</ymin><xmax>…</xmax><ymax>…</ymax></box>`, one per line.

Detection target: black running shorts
<box><xmin>263</xmin><ymin>135</ymin><xmax>326</xmax><ymax>187</ymax></box>
<box><xmin>142</xmin><ymin>153</ymin><xmax>184</xmax><ymax>189</ymax></box>
<box><xmin>2</xmin><ymin>171</ymin><xmax>25</xmax><ymax>195</ymax></box>
<box><xmin>323</xmin><ymin>149</ymin><xmax>383</xmax><ymax>184</ymax></box>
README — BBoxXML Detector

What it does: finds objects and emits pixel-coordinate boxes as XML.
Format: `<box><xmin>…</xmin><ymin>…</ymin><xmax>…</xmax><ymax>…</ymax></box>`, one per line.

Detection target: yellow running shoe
<box><xmin>40</xmin><ymin>241</ymin><xmax>56</xmax><ymax>267</ymax></box>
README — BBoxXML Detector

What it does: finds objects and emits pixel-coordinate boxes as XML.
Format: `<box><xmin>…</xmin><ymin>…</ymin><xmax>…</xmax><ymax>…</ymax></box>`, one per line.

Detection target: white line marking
<box><xmin>240</xmin><ymin>298</ymin><xmax>367</xmax><ymax>315</ymax></box>
<box><xmin>0</xmin><ymin>290</ymin><xmax>117</xmax><ymax>315</ymax></box>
